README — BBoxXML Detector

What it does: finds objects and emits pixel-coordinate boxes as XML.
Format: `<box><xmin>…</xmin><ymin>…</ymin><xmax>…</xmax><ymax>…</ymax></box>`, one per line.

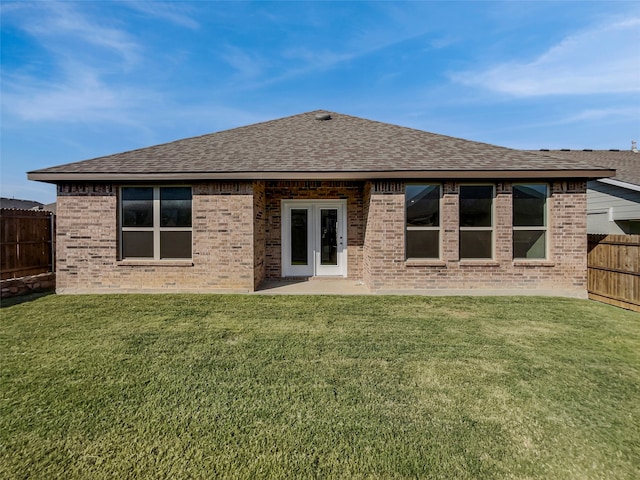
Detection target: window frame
<box><xmin>405</xmin><ymin>183</ymin><xmax>442</xmax><ymax>260</ymax></box>
<box><xmin>119</xmin><ymin>186</ymin><xmax>193</xmax><ymax>260</ymax></box>
<box><xmin>512</xmin><ymin>183</ymin><xmax>549</xmax><ymax>260</ymax></box>
<box><xmin>459</xmin><ymin>184</ymin><xmax>495</xmax><ymax>260</ymax></box>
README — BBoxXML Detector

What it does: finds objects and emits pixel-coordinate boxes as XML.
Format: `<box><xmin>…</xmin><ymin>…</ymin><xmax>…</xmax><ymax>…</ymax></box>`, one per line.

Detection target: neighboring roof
<box><xmin>29</xmin><ymin>110</ymin><xmax>614</xmax><ymax>183</ymax></box>
<box><xmin>42</xmin><ymin>202</ymin><xmax>57</xmax><ymax>214</ymax></box>
<box><xmin>0</xmin><ymin>197</ymin><xmax>43</xmax><ymax>210</ymax></box>
<box><xmin>531</xmin><ymin>150</ymin><xmax>640</xmax><ymax>188</ymax></box>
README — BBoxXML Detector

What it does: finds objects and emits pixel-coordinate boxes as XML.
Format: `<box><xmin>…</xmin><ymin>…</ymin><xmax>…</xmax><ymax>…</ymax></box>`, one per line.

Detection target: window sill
<box><xmin>459</xmin><ymin>261</ymin><xmax>500</xmax><ymax>267</ymax></box>
<box><xmin>513</xmin><ymin>260</ymin><xmax>555</xmax><ymax>267</ymax></box>
<box><xmin>405</xmin><ymin>260</ymin><xmax>447</xmax><ymax>268</ymax></box>
<box><xmin>117</xmin><ymin>260</ymin><xmax>194</xmax><ymax>267</ymax></box>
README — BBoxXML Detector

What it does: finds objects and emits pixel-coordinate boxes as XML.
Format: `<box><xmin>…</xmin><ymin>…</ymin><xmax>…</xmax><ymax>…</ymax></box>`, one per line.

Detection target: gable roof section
<box><xmin>29</xmin><ymin>111</ymin><xmax>613</xmax><ymax>183</ymax></box>
<box><xmin>531</xmin><ymin>150</ymin><xmax>639</xmax><ymax>189</ymax></box>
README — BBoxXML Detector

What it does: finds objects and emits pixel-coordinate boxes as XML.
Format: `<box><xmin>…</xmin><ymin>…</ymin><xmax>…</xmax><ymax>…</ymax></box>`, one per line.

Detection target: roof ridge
<box><xmin>333</xmin><ymin>111</ymin><xmax>557</xmax><ymax>159</ymax></box>
<box><xmin>28</xmin><ymin>110</ymin><xmax>616</xmax><ymax>180</ymax></box>
<box><xmin>27</xmin><ymin>110</ymin><xmax>327</xmax><ymax>172</ymax></box>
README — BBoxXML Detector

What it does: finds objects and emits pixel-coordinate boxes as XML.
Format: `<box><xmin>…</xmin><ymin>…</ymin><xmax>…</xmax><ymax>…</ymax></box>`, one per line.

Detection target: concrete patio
<box><xmin>254</xmin><ymin>278</ymin><xmax>370</xmax><ymax>295</ymax></box>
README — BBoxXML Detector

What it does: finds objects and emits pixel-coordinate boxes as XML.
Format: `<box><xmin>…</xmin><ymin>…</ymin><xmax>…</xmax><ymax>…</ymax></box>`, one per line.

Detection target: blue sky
<box><xmin>2</xmin><ymin>1</ymin><xmax>639</xmax><ymax>204</ymax></box>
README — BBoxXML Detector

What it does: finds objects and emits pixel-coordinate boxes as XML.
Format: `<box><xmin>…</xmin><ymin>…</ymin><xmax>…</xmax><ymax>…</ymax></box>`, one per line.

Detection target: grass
<box><xmin>1</xmin><ymin>294</ymin><xmax>639</xmax><ymax>479</ymax></box>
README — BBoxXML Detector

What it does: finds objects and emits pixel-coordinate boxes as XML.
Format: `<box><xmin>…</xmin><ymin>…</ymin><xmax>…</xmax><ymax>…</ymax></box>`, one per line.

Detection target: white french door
<box><xmin>281</xmin><ymin>200</ymin><xmax>347</xmax><ymax>277</ymax></box>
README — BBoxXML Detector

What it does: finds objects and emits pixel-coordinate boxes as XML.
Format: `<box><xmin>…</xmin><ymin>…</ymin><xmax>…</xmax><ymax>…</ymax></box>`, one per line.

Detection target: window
<box><xmin>405</xmin><ymin>184</ymin><xmax>440</xmax><ymax>259</ymax></box>
<box><xmin>513</xmin><ymin>184</ymin><xmax>547</xmax><ymax>259</ymax></box>
<box><xmin>121</xmin><ymin>187</ymin><xmax>192</xmax><ymax>260</ymax></box>
<box><xmin>459</xmin><ymin>185</ymin><xmax>493</xmax><ymax>259</ymax></box>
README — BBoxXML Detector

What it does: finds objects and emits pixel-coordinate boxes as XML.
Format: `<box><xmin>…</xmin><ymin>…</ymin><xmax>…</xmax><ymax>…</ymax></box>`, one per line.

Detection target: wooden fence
<box><xmin>1</xmin><ymin>209</ymin><xmax>55</xmax><ymax>280</ymax></box>
<box><xmin>587</xmin><ymin>234</ymin><xmax>640</xmax><ymax>312</ymax></box>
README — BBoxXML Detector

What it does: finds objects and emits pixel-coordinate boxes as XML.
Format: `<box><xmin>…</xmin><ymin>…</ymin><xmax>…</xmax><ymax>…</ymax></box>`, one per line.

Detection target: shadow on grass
<box><xmin>0</xmin><ymin>291</ymin><xmax>55</xmax><ymax>308</ymax></box>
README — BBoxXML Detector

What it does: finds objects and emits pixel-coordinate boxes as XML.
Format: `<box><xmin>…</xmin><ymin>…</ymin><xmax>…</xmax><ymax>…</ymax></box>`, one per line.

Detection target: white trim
<box><xmin>281</xmin><ymin>200</ymin><xmax>348</xmax><ymax>277</ymax></box>
<box><xmin>611</xmin><ymin>208</ymin><xmax>640</xmax><ymax>222</ymax></box>
<box><xmin>597</xmin><ymin>178</ymin><xmax>640</xmax><ymax>192</ymax></box>
<box><xmin>281</xmin><ymin>203</ymin><xmax>313</xmax><ymax>277</ymax></box>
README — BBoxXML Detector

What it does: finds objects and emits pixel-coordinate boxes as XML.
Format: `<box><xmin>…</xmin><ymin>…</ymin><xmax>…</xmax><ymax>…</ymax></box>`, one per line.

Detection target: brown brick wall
<box><xmin>362</xmin><ymin>181</ymin><xmax>373</xmax><ymax>284</ymax></box>
<box><xmin>264</xmin><ymin>181</ymin><xmax>365</xmax><ymax>279</ymax></box>
<box><xmin>56</xmin><ymin>185</ymin><xmax>118</xmax><ymax>292</ymax></box>
<box><xmin>54</xmin><ymin>178</ymin><xmax>587</xmax><ymax>295</ymax></box>
<box><xmin>253</xmin><ymin>181</ymin><xmax>266</xmax><ymax>289</ymax></box>
<box><xmin>363</xmin><ymin>180</ymin><xmax>588</xmax><ymax>294</ymax></box>
<box><xmin>56</xmin><ymin>182</ymin><xmax>257</xmax><ymax>293</ymax></box>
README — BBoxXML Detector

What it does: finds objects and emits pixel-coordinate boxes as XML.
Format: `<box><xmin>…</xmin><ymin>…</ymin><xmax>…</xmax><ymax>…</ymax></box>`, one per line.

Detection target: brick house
<box><xmin>28</xmin><ymin>111</ymin><xmax>613</xmax><ymax>295</ymax></box>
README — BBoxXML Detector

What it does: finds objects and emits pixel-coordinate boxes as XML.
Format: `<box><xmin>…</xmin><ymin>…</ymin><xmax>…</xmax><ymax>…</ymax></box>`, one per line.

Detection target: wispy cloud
<box><xmin>451</xmin><ymin>17</ymin><xmax>640</xmax><ymax>96</ymax></box>
<box><xmin>3</xmin><ymin>63</ymin><xmax>146</xmax><ymax>124</ymax></box>
<box><xmin>466</xmin><ymin>106</ymin><xmax>640</xmax><ymax>143</ymax></box>
<box><xmin>282</xmin><ymin>47</ymin><xmax>353</xmax><ymax>68</ymax></box>
<box><xmin>125</xmin><ymin>1</ymin><xmax>200</xmax><ymax>30</ymax></box>
<box><xmin>2</xmin><ymin>3</ymin><xmax>145</xmax><ymax>123</ymax></box>
<box><xmin>221</xmin><ymin>45</ymin><xmax>268</xmax><ymax>80</ymax></box>
<box><xmin>22</xmin><ymin>2</ymin><xmax>141</xmax><ymax>66</ymax></box>
<box><xmin>225</xmin><ymin>27</ymin><xmax>431</xmax><ymax>93</ymax></box>
<box><xmin>560</xmin><ymin>106</ymin><xmax>640</xmax><ymax>123</ymax></box>
<box><xmin>428</xmin><ymin>35</ymin><xmax>457</xmax><ymax>50</ymax></box>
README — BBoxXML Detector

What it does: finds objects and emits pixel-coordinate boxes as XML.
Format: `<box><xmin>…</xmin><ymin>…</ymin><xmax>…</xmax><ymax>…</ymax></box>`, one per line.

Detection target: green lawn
<box><xmin>1</xmin><ymin>294</ymin><xmax>638</xmax><ymax>479</ymax></box>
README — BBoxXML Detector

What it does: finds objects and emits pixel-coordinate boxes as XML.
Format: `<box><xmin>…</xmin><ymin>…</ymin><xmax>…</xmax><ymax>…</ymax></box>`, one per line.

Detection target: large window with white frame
<box><xmin>405</xmin><ymin>184</ymin><xmax>441</xmax><ymax>259</ymax></box>
<box><xmin>120</xmin><ymin>186</ymin><xmax>192</xmax><ymax>260</ymax></box>
<box><xmin>459</xmin><ymin>185</ymin><xmax>494</xmax><ymax>259</ymax></box>
<box><xmin>513</xmin><ymin>184</ymin><xmax>548</xmax><ymax>259</ymax></box>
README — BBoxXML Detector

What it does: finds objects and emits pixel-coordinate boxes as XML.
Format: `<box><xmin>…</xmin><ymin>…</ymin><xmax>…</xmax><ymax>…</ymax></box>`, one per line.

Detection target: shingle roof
<box><xmin>0</xmin><ymin>197</ymin><xmax>43</xmax><ymax>210</ymax></box>
<box><xmin>29</xmin><ymin>110</ymin><xmax>613</xmax><ymax>182</ymax></box>
<box><xmin>530</xmin><ymin>150</ymin><xmax>640</xmax><ymax>187</ymax></box>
